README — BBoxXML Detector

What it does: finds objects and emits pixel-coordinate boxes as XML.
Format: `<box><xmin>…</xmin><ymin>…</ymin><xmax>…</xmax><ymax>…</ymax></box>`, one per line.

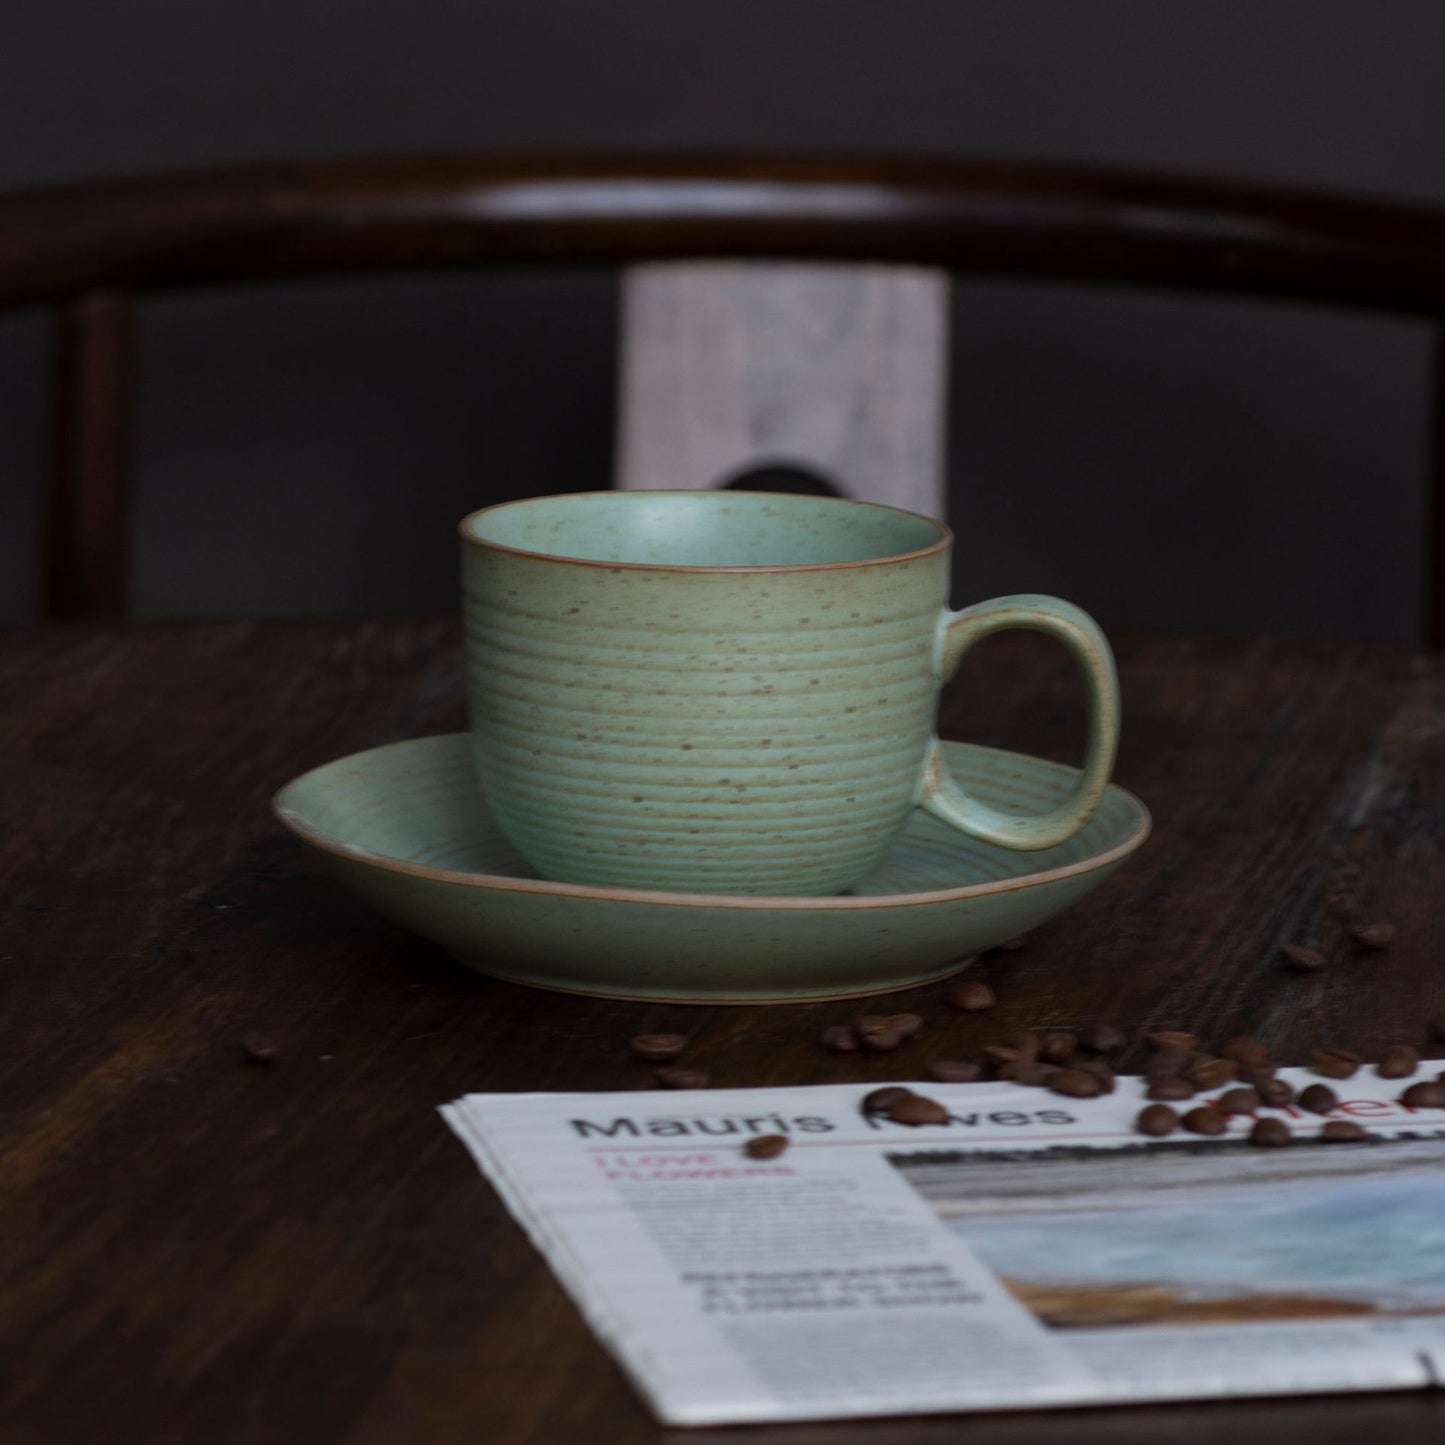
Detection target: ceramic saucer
<box><xmin>272</xmin><ymin>734</ymin><xmax>1149</xmax><ymax>1003</ymax></box>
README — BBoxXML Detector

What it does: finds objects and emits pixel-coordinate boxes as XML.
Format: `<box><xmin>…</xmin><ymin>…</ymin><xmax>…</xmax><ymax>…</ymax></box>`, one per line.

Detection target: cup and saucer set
<box><xmin>273</xmin><ymin>491</ymin><xmax>1150</xmax><ymax>1002</ymax></box>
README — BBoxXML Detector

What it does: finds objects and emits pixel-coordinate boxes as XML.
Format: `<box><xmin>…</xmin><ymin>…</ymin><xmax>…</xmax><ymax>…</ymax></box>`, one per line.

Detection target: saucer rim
<box><xmin>272</xmin><ymin>734</ymin><xmax>1151</xmax><ymax>913</ymax></box>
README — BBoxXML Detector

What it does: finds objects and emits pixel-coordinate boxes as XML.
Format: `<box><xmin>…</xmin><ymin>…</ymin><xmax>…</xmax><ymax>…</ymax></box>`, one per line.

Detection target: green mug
<box><xmin>460</xmin><ymin>491</ymin><xmax>1118</xmax><ymax>896</ymax></box>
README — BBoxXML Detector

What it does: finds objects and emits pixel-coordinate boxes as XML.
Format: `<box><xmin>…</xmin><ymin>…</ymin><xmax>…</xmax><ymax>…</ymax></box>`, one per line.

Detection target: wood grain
<box><xmin>3</xmin><ymin>619</ymin><xmax>1445</xmax><ymax>1443</ymax></box>
<box><xmin>617</xmin><ymin>262</ymin><xmax>947</xmax><ymax>515</ymax></box>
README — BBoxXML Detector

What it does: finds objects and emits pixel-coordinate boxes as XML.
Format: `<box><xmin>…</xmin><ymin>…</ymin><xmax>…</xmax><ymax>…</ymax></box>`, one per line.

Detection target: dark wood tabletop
<box><xmin>4</xmin><ymin>617</ymin><xmax>1445</xmax><ymax>1445</ymax></box>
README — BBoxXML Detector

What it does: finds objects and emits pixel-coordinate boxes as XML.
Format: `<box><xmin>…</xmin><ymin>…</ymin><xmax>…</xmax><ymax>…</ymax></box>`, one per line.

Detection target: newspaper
<box><xmin>442</xmin><ymin>1064</ymin><xmax>1445</xmax><ymax>1426</ymax></box>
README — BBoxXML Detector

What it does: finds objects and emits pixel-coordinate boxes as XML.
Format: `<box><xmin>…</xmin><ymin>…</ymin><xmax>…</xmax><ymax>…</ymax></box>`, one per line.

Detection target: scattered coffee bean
<box><xmin>1146</xmin><ymin>1075</ymin><xmax>1197</xmax><ymax>1102</ymax></box>
<box><xmin>1257</xmin><ymin>1078</ymin><xmax>1296</xmax><ymax>1108</ymax></box>
<box><xmin>1077</xmin><ymin>1022</ymin><xmax>1126</xmax><ymax>1054</ymax></box>
<box><xmin>630</xmin><ymin>1033</ymin><xmax>688</xmax><ymax>1061</ymax></box>
<box><xmin>1249</xmin><ymin>1117</ymin><xmax>1292</xmax><ymax>1148</ymax></box>
<box><xmin>887</xmin><ymin>1093</ymin><xmax>950</xmax><ymax>1126</ymax></box>
<box><xmin>1004</xmin><ymin>1030</ymin><xmax>1042</xmax><ymax>1060</ymax></box>
<box><xmin>239</xmin><ymin>1035</ymin><xmax>279</xmax><ymax>1065</ymax></box>
<box><xmin>1310</xmin><ymin>1046</ymin><xmax>1362</xmax><ymax>1080</ymax></box>
<box><xmin>1320</xmin><ymin>1120</ymin><xmax>1368</xmax><ymax>1142</ymax></box>
<box><xmin>1236</xmin><ymin>1062</ymin><xmax>1280</xmax><ymax>1088</ymax></box>
<box><xmin>926</xmin><ymin>1060</ymin><xmax>982</xmax><ymax>1084</ymax></box>
<box><xmin>1297</xmin><ymin>1083</ymin><xmax>1338</xmax><ymax>1114</ymax></box>
<box><xmin>1399</xmin><ymin>1081</ymin><xmax>1445</xmax><ymax>1109</ymax></box>
<box><xmin>861</xmin><ymin>1086</ymin><xmax>916</xmax><ymax>1114</ymax></box>
<box><xmin>1280</xmin><ymin>943</ymin><xmax>1326</xmax><ymax>973</ymax></box>
<box><xmin>1135</xmin><ymin>1104</ymin><xmax>1180</xmax><ymax>1137</ymax></box>
<box><xmin>820</xmin><ymin>1025</ymin><xmax>859</xmax><ymax>1053</ymax></box>
<box><xmin>983</xmin><ymin>1043</ymin><xmax>1031</xmax><ymax>1068</ymax></box>
<box><xmin>744</xmin><ymin>1134</ymin><xmax>789</xmax><ymax>1160</ymax></box>
<box><xmin>1219</xmin><ymin>1036</ymin><xmax>1270</xmax><ymax>1066</ymax></box>
<box><xmin>860</xmin><ymin>1028</ymin><xmax>906</xmax><ymax>1054</ymax></box>
<box><xmin>882</xmin><ymin>1013</ymin><xmax>925</xmax><ymax>1040</ymax></box>
<box><xmin>995</xmin><ymin>1060</ymin><xmax>1058</xmax><ymax>1086</ymax></box>
<box><xmin>654</xmin><ymin>1066</ymin><xmax>710</xmax><ymax>1089</ymax></box>
<box><xmin>856</xmin><ymin>1015</ymin><xmax>895</xmax><ymax>1039</ymax></box>
<box><xmin>947</xmin><ymin>980</ymin><xmax>996</xmax><ymax>1012</ymax></box>
<box><xmin>1038</xmin><ymin>1030</ymin><xmax>1077</xmax><ymax>1064</ymax></box>
<box><xmin>1144</xmin><ymin>1049</ymin><xmax>1193</xmax><ymax>1079</ymax></box>
<box><xmin>1217</xmin><ymin>1087</ymin><xmax>1263</xmax><ymax>1116</ymax></box>
<box><xmin>1048</xmin><ymin>1069</ymin><xmax>1104</xmax><ymax>1099</ymax></box>
<box><xmin>1182</xmin><ymin>1106</ymin><xmax>1229</xmax><ymax>1136</ymax></box>
<box><xmin>1145</xmin><ymin>1030</ymin><xmax>1199</xmax><ymax>1052</ymax></box>
<box><xmin>995</xmin><ymin>936</ymin><xmax>1027</xmax><ymax>952</ymax></box>
<box><xmin>1377</xmin><ymin>1044</ymin><xmax>1419</xmax><ymax>1080</ymax></box>
<box><xmin>1350</xmin><ymin>922</ymin><xmax>1397</xmax><ymax>950</ymax></box>
<box><xmin>1070</xmin><ymin>1057</ymin><xmax>1117</xmax><ymax>1093</ymax></box>
<box><xmin>1186</xmin><ymin>1057</ymin><xmax>1238</xmax><ymax>1090</ymax></box>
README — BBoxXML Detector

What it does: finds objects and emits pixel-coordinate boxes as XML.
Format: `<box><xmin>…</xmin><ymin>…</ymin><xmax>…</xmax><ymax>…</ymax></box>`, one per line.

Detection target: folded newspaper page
<box><xmin>442</xmin><ymin>1064</ymin><xmax>1445</xmax><ymax>1426</ymax></box>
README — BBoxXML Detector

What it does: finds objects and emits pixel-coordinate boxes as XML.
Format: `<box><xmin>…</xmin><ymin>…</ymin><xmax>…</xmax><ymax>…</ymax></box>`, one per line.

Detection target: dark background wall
<box><xmin>3</xmin><ymin>1</ymin><xmax>1442</xmax><ymax>639</ymax></box>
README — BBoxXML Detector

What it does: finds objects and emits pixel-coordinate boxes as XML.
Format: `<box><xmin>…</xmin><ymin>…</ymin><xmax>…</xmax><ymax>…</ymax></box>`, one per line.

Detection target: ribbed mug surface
<box><xmin>461</xmin><ymin>492</ymin><xmax>951</xmax><ymax>896</ymax></box>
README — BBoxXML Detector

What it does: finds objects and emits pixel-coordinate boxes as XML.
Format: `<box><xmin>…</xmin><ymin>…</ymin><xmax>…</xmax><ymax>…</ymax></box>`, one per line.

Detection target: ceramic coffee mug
<box><xmin>460</xmin><ymin>491</ymin><xmax>1118</xmax><ymax>896</ymax></box>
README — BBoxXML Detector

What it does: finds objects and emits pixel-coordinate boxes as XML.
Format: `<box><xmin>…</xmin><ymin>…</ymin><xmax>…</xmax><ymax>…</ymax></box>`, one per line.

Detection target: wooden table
<box><xmin>5</xmin><ymin>618</ymin><xmax>1445</xmax><ymax>1445</ymax></box>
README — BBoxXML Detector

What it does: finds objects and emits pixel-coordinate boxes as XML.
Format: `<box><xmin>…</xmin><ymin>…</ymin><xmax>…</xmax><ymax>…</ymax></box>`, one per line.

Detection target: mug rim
<box><xmin>458</xmin><ymin>490</ymin><xmax>952</xmax><ymax>574</ymax></box>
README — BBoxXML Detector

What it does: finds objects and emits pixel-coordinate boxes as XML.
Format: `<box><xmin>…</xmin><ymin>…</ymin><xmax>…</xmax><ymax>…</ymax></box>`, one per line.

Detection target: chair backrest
<box><xmin>5</xmin><ymin>154</ymin><xmax>1445</xmax><ymax>636</ymax></box>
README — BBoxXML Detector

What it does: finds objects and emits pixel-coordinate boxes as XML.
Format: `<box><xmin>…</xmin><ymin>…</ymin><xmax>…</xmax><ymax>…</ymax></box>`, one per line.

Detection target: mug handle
<box><xmin>917</xmin><ymin>594</ymin><xmax>1120</xmax><ymax>850</ymax></box>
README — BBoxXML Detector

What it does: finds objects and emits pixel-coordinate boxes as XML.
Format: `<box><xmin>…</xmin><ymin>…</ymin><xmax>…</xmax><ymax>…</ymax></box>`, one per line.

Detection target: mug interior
<box><xmin>461</xmin><ymin>490</ymin><xmax>946</xmax><ymax>569</ymax></box>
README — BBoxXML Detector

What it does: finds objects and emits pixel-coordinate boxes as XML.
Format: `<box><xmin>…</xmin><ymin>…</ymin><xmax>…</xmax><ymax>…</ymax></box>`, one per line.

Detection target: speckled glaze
<box><xmin>273</xmin><ymin>734</ymin><xmax>1149</xmax><ymax>1002</ymax></box>
<box><xmin>460</xmin><ymin>491</ymin><xmax>1119</xmax><ymax>896</ymax></box>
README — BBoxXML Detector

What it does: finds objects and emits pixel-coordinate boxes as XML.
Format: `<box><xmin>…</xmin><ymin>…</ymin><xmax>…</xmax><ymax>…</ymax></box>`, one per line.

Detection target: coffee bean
<box><xmin>1377</xmin><ymin>1044</ymin><xmax>1419</xmax><ymax>1079</ymax></box>
<box><xmin>926</xmin><ymin>1060</ymin><xmax>982</xmax><ymax>1084</ymax></box>
<box><xmin>1135</xmin><ymin>1104</ymin><xmax>1180</xmax><ymax>1137</ymax></box>
<box><xmin>995</xmin><ymin>1060</ymin><xmax>1058</xmax><ymax>1086</ymax></box>
<box><xmin>1310</xmin><ymin>1046</ymin><xmax>1362</xmax><ymax>1080</ymax></box>
<box><xmin>947</xmin><ymin>980</ymin><xmax>996</xmax><ymax>1012</ymax></box>
<box><xmin>1004</xmin><ymin>1031</ymin><xmax>1042</xmax><ymax>1060</ymax></box>
<box><xmin>1399</xmin><ymin>1081</ymin><xmax>1445</xmax><ymax>1109</ymax></box>
<box><xmin>630</xmin><ymin>1033</ymin><xmax>688</xmax><ymax>1061</ymax></box>
<box><xmin>1219</xmin><ymin>1036</ymin><xmax>1270</xmax><ymax>1066</ymax></box>
<box><xmin>1048</xmin><ymin>1069</ymin><xmax>1103</xmax><ymax>1099</ymax></box>
<box><xmin>1280</xmin><ymin>943</ymin><xmax>1326</xmax><ymax>972</ymax></box>
<box><xmin>1217</xmin><ymin>1087</ymin><xmax>1263</xmax><ymax>1116</ymax></box>
<box><xmin>995</xmin><ymin>936</ymin><xmax>1027</xmax><ymax>952</ymax></box>
<box><xmin>654</xmin><ymin>1066</ymin><xmax>710</xmax><ymax>1089</ymax></box>
<box><xmin>1144</xmin><ymin>1049</ymin><xmax>1193</xmax><ymax>1079</ymax></box>
<box><xmin>1070</xmin><ymin>1057</ymin><xmax>1117</xmax><ymax>1093</ymax></box>
<box><xmin>883</xmin><ymin>1012</ymin><xmax>925</xmax><ymax>1040</ymax></box>
<box><xmin>862</xmin><ymin>1086</ymin><xmax>915</xmax><ymax>1114</ymax></box>
<box><xmin>983</xmin><ymin>1043</ymin><xmax>1031</xmax><ymax>1068</ymax></box>
<box><xmin>1038</xmin><ymin>1030</ymin><xmax>1077</xmax><ymax>1064</ymax></box>
<box><xmin>1077</xmin><ymin>1022</ymin><xmax>1126</xmax><ymax>1054</ymax></box>
<box><xmin>1320</xmin><ymin>1120</ymin><xmax>1368</xmax><ymax>1142</ymax></box>
<box><xmin>239</xmin><ymin>1035</ymin><xmax>279</xmax><ymax>1065</ymax></box>
<box><xmin>860</xmin><ymin>1029</ymin><xmax>906</xmax><ymax>1054</ymax></box>
<box><xmin>1146</xmin><ymin>1075</ymin><xmax>1197</xmax><ymax>1101</ymax></box>
<box><xmin>1257</xmin><ymin>1078</ymin><xmax>1296</xmax><ymax>1108</ymax></box>
<box><xmin>887</xmin><ymin>1093</ymin><xmax>950</xmax><ymax>1126</ymax></box>
<box><xmin>1235</xmin><ymin>1062</ymin><xmax>1280</xmax><ymax>1088</ymax></box>
<box><xmin>1186</xmin><ymin>1057</ymin><xmax>1238</xmax><ymax>1090</ymax></box>
<box><xmin>744</xmin><ymin>1134</ymin><xmax>789</xmax><ymax>1160</ymax></box>
<box><xmin>1145</xmin><ymin>1030</ymin><xmax>1199</xmax><ymax>1052</ymax></box>
<box><xmin>1350</xmin><ymin>922</ymin><xmax>1397</xmax><ymax>950</ymax></box>
<box><xmin>856</xmin><ymin>1015</ymin><xmax>895</xmax><ymax>1039</ymax></box>
<box><xmin>1249</xmin><ymin>1117</ymin><xmax>1292</xmax><ymax>1148</ymax></box>
<box><xmin>1297</xmin><ymin>1083</ymin><xmax>1338</xmax><ymax>1114</ymax></box>
<box><xmin>1182</xmin><ymin>1106</ymin><xmax>1229</xmax><ymax>1136</ymax></box>
<box><xmin>820</xmin><ymin>1025</ymin><xmax>859</xmax><ymax>1053</ymax></box>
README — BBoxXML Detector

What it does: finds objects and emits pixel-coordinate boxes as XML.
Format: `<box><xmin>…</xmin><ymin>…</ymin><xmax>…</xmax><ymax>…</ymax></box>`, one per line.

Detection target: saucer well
<box><xmin>272</xmin><ymin>734</ymin><xmax>1150</xmax><ymax>1002</ymax></box>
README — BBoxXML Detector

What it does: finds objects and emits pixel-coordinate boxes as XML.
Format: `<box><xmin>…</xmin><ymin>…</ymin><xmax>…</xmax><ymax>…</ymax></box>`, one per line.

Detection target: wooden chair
<box><xmin>5</xmin><ymin>154</ymin><xmax>1445</xmax><ymax>637</ymax></box>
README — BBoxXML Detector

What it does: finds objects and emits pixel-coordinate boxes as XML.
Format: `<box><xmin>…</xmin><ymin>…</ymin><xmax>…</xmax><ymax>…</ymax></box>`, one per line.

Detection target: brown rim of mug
<box><xmin>457</xmin><ymin>490</ymin><xmax>953</xmax><ymax>573</ymax></box>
